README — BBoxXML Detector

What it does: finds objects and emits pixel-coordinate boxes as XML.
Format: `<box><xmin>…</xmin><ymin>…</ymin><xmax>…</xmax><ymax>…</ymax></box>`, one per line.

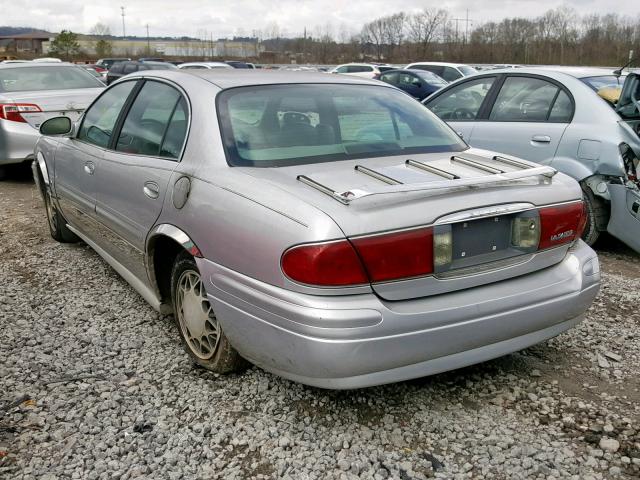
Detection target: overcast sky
<box><xmin>1</xmin><ymin>0</ymin><xmax>638</xmax><ymax>39</ymax></box>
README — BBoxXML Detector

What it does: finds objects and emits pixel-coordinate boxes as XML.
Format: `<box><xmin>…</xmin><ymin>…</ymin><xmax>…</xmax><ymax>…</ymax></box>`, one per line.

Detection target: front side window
<box><xmin>115</xmin><ymin>81</ymin><xmax>186</xmax><ymax>158</ymax></box>
<box><xmin>347</xmin><ymin>65</ymin><xmax>373</xmax><ymax>73</ymax></box>
<box><xmin>77</xmin><ymin>80</ymin><xmax>137</xmax><ymax>148</ymax></box>
<box><xmin>0</xmin><ymin>66</ymin><xmax>104</xmax><ymax>93</ymax></box>
<box><xmin>335</xmin><ymin>66</ymin><xmax>348</xmax><ymax>74</ymax></box>
<box><xmin>428</xmin><ymin>77</ymin><xmax>496</xmax><ymax>121</ymax></box>
<box><xmin>399</xmin><ymin>73</ymin><xmax>420</xmax><ymax>87</ymax></box>
<box><xmin>490</xmin><ymin>76</ymin><xmax>568</xmax><ymax>122</ymax></box>
<box><xmin>218</xmin><ymin>84</ymin><xmax>466</xmax><ymax>167</ymax></box>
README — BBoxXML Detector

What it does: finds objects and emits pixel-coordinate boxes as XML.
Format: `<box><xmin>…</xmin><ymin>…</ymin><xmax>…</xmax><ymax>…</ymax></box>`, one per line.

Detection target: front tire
<box><xmin>170</xmin><ymin>253</ymin><xmax>247</xmax><ymax>373</ymax></box>
<box><xmin>44</xmin><ymin>187</ymin><xmax>79</xmax><ymax>243</ymax></box>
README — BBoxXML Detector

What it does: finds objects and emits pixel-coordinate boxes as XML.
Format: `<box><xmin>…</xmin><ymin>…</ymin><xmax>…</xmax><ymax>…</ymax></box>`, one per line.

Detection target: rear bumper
<box><xmin>0</xmin><ymin>119</ymin><xmax>38</xmax><ymax>165</ymax></box>
<box><xmin>199</xmin><ymin>241</ymin><xmax>600</xmax><ymax>389</ymax></box>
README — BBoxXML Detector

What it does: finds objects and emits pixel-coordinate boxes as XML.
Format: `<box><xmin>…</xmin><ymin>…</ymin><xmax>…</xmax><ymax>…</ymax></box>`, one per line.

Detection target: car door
<box><xmin>53</xmin><ymin>80</ymin><xmax>138</xmax><ymax>236</ymax></box>
<box><xmin>468</xmin><ymin>75</ymin><xmax>573</xmax><ymax>165</ymax></box>
<box><xmin>424</xmin><ymin>76</ymin><xmax>498</xmax><ymax>142</ymax></box>
<box><xmin>93</xmin><ymin>79</ymin><xmax>189</xmax><ymax>283</ymax></box>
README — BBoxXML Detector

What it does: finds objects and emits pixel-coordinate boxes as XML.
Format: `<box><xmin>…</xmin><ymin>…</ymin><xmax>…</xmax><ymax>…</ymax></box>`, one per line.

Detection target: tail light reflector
<box><xmin>281</xmin><ymin>240</ymin><xmax>368</xmax><ymax>287</ymax></box>
<box><xmin>0</xmin><ymin>103</ymin><xmax>42</xmax><ymax>123</ymax></box>
<box><xmin>538</xmin><ymin>202</ymin><xmax>586</xmax><ymax>250</ymax></box>
<box><xmin>350</xmin><ymin>228</ymin><xmax>434</xmax><ymax>282</ymax></box>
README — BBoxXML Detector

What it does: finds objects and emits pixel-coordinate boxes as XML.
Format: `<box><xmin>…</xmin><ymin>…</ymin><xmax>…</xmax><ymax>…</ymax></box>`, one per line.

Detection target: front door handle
<box><xmin>531</xmin><ymin>135</ymin><xmax>551</xmax><ymax>143</ymax></box>
<box><xmin>143</xmin><ymin>181</ymin><xmax>160</xmax><ymax>199</ymax></box>
<box><xmin>83</xmin><ymin>161</ymin><xmax>95</xmax><ymax>175</ymax></box>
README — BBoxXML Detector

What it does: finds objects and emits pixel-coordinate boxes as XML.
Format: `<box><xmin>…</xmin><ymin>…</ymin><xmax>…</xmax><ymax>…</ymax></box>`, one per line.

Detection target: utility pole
<box><xmin>302</xmin><ymin>26</ymin><xmax>306</xmax><ymax>64</ymax></box>
<box><xmin>452</xmin><ymin>13</ymin><xmax>472</xmax><ymax>44</ymax></box>
<box><xmin>121</xmin><ymin>7</ymin><xmax>126</xmax><ymax>38</ymax></box>
<box><xmin>146</xmin><ymin>24</ymin><xmax>150</xmax><ymax>54</ymax></box>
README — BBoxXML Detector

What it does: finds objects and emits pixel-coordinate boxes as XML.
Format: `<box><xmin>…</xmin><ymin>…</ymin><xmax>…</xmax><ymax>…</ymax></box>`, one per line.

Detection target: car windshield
<box><xmin>581</xmin><ymin>75</ymin><xmax>624</xmax><ymax>91</ymax></box>
<box><xmin>218</xmin><ymin>84</ymin><xmax>467</xmax><ymax>167</ymax></box>
<box><xmin>458</xmin><ymin>66</ymin><xmax>477</xmax><ymax>76</ymax></box>
<box><xmin>0</xmin><ymin>66</ymin><xmax>104</xmax><ymax>92</ymax></box>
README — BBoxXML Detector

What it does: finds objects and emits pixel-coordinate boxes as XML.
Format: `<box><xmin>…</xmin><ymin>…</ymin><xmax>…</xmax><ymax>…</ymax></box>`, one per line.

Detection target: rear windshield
<box><xmin>581</xmin><ymin>75</ymin><xmax>624</xmax><ymax>91</ymax></box>
<box><xmin>415</xmin><ymin>71</ymin><xmax>448</xmax><ymax>85</ymax></box>
<box><xmin>218</xmin><ymin>84</ymin><xmax>467</xmax><ymax>167</ymax></box>
<box><xmin>458</xmin><ymin>66</ymin><xmax>478</xmax><ymax>76</ymax></box>
<box><xmin>0</xmin><ymin>66</ymin><xmax>104</xmax><ymax>92</ymax></box>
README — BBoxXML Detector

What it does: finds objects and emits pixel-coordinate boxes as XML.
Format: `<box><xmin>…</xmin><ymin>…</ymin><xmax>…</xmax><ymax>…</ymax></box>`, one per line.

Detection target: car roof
<box><xmin>406</xmin><ymin>62</ymin><xmax>470</xmax><ymax>68</ymax></box>
<box><xmin>137</xmin><ymin>69</ymin><xmax>385</xmax><ymax>89</ymax></box>
<box><xmin>474</xmin><ymin>66</ymin><xmax>624</xmax><ymax>80</ymax></box>
<box><xmin>0</xmin><ymin>61</ymin><xmax>79</xmax><ymax>70</ymax></box>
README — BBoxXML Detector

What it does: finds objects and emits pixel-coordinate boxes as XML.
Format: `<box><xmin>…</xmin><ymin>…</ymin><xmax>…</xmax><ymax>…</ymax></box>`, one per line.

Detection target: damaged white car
<box><xmin>423</xmin><ymin>68</ymin><xmax>640</xmax><ymax>252</ymax></box>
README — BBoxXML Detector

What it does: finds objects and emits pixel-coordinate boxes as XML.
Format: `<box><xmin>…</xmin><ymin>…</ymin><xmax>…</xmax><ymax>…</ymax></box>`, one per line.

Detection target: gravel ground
<box><xmin>1</xmin><ymin>171</ymin><xmax>639</xmax><ymax>480</ymax></box>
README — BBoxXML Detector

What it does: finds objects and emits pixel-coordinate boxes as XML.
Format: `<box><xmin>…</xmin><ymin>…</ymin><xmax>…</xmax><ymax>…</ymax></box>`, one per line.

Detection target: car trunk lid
<box><xmin>241</xmin><ymin>148</ymin><xmax>583</xmax><ymax>300</ymax></box>
<box><xmin>2</xmin><ymin>88</ymin><xmax>104</xmax><ymax>129</ymax></box>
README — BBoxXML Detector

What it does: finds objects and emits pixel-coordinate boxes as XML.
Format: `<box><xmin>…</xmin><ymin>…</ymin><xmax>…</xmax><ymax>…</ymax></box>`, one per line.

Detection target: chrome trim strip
<box><xmin>451</xmin><ymin>155</ymin><xmax>505</xmax><ymax>174</ymax></box>
<box><xmin>492</xmin><ymin>155</ymin><xmax>535</xmax><ymax>170</ymax></box>
<box><xmin>405</xmin><ymin>159</ymin><xmax>459</xmax><ymax>180</ymax></box>
<box><xmin>354</xmin><ymin>165</ymin><xmax>402</xmax><ymax>185</ymax></box>
<box><xmin>434</xmin><ymin>202</ymin><xmax>536</xmax><ymax>225</ymax></box>
<box><xmin>297</xmin><ymin>175</ymin><xmax>351</xmax><ymax>205</ymax></box>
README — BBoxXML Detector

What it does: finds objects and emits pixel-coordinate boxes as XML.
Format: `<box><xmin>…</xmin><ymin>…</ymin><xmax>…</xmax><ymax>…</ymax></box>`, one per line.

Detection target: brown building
<box><xmin>0</xmin><ymin>31</ymin><xmax>53</xmax><ymax>57</ymax></box>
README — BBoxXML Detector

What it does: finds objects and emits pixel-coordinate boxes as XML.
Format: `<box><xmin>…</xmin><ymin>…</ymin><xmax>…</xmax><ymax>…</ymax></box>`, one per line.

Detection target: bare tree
<box><xmin>408</xmin><ymin>9</ymin><xmax>448</xmax><ymax>58</ymax></box>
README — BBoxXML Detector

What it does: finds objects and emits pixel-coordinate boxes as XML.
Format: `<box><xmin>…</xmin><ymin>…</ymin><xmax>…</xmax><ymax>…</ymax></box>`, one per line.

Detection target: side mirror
<box><xmin>40</xmin><ymin>116</ymin><xmax>73</xmax><ymax>136</ymax></box>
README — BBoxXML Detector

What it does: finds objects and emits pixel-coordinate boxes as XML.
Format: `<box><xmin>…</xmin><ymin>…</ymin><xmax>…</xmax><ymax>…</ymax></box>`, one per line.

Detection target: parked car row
<box><xmin>2</xmin><ymin>59</ymin><xmax>638</xmax><ymax>389</ymax></box>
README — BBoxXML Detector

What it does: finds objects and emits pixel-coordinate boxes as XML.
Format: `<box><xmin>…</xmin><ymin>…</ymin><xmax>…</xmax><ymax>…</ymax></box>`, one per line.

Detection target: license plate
<box><xmin>452</xmin><ymin>215</ymin><xmax>512</xmax><ymax>260</ymax></box>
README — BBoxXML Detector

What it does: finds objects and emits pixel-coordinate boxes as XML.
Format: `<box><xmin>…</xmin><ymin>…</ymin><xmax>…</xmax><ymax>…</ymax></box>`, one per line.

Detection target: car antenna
<box><xmin>613</xmin><ymin>57</ymin><xmax>637</xmax><ymax>77</ymax></box>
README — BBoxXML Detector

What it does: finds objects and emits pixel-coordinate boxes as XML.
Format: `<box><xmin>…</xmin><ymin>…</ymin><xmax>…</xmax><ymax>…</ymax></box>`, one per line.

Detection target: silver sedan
<box><xmin>0</xmin><ymin>62</ymin><xmax>105</xmax><ymax>178</ymax></box>
<box><xmin>33</xmin><ymin>70</ymin><xmax>600</xmax><ymax>389</ymax></box>
<box><xmin>423</xmin><ymin>67</ymin><xmax>640</xmax><ymax>253</ymax></box>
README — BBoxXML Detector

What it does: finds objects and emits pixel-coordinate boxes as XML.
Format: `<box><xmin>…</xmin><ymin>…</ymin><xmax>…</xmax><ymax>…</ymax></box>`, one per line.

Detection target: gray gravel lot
<box><xmin>1</xmin><ymin>172</ymin><xmax>639</xmax><ymax>480</ymax></box>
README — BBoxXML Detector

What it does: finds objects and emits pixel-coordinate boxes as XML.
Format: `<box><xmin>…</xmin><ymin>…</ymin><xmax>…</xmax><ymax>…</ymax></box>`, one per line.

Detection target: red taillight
<box><xmin>351</xmin><ymin>228</ymin><xmax>434</xmax><ymax>282</ymax></box>
<box><xmin>94</xmin><ymin>66</ymin><xmax>106</xmax><ymax>73</ymax></box>
<box><xmin>538</xmin><ymin>201</ymin><xmax>585</xmax><ymax>250</ymax></box>
<box><xmin>281</xmin><ymin>240</ymin><xmax>368</xmax><ymax>286</ymax></box>
<box><xmin>282</xmin><ymin>201</ymin><xmax>585</xmax><ymax>287</ymax></box>
<box><xmin>0</xmin><ymin>103</ymin><xmax>42</xmax><ymax>123</ymax></box>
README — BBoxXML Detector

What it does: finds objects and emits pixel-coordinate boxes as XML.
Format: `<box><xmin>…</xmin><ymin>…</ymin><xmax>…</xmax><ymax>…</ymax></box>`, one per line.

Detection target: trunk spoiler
<box><xmin>297</xmin><ymin>155</ymin><xmax>557</xmax><ymax>205</ymax></box>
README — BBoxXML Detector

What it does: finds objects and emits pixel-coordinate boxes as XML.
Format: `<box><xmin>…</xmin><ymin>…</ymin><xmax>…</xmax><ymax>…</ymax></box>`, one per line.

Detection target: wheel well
<box><xmin>150</xmin><ymin>235</ymin><xmax>189</xmax><ymax>306</ymax></box>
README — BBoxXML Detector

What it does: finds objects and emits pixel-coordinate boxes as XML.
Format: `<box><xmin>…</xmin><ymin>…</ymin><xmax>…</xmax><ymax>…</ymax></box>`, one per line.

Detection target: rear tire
<box><xmin>44</xmin><ymin>186</ymin><xmax>79</xmax><ymax>243</ymax></box>
<box><xmin>581</xmin><ymin>185</ymin><xmax>608</xmax><ymax>247</ymax></box>
<box><xmin>170</xmin><ymin>252</ymin><xmax>248</xmax><ymax>374</ymax></box>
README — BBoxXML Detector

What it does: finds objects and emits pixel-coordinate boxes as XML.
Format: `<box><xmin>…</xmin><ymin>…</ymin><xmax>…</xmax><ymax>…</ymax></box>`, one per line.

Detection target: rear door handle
<box><xmin>531</xmin><ymin>135</ymin><xmax>551</xmax><ymax>143</ymax></box>
<box><xmin>83</xmin><ymin>161</ymin><xmax>95</xmax><ymax>175</ymax></box>
<box><xmin>143</xmin><ymin>181</ymin><xmax>160</xmax><ymax>199</ymax></box>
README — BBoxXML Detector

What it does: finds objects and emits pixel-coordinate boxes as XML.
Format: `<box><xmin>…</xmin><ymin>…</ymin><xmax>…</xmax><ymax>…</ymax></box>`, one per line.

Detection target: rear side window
<box><xmin>109</xmin><ymin>63</ymin><xmax>124</xmax><ymax>74</ymax></box>
<box><xmin>490</xmin><ymin>76</ymin><xmax>566</xmax><ymax>122</ymax></box>
<box><xmin>428</xmin><ymin>77</ymin><xmax>496</xmax><ymax>121</ymax></box>
<box><xmin>123</xmin><ymin>63</ymin><xmax>138</xmax><ymax>74</ymax></box>
<box><xmin>380</xmin><ymin>72</ymin><xmax>399</xmax><ymax>84</ymax></box>
<box><xmin>548</xmin><ymin>90</ymin><xmax>573</xmax><ymax>122</ymax></box>
<box><xmin>115</xmin><ymin>81</ymin><xmax>186</xmax><ymax>158</ymax></box>
<box><xmin>347</xmin><ymin>65</ymin><xmax>373</xmax><ymax>73</ymax></box>
<box><xmin>441</xmin><ymin>67</ymin><xmax>463</xmax><ymax>82</ymax></box>
<box><xmin>77</xmin><ymin>80</ymin><xmax>137</xmax><ymax>148</ymax></box>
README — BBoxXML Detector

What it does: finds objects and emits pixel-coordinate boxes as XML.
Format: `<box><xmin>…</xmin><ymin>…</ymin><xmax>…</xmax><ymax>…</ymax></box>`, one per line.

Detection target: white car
<box><xmin>329</xmin><ymin>63</ymin><xmax>394</xmax><ymax>79</ymax></box>
<box><xmin>405</xmin><ymin>62</ymin><xmax>477</xmax><ymax>82</ymax></box>
<box><xmin>177</xmin><ymin>62</ymin><xmax>233</xmax><ymax>70</ymax></box>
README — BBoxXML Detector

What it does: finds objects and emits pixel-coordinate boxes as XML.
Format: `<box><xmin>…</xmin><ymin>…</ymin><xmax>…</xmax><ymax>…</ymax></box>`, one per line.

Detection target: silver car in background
<box><xmin>33</xmin><ymin>71</ymin><xmax>599</xmax><ymax>389</ymax></box>
<box><xmin>0</xmin><ymin>62</ymin><xmax>105</xmax><ymax>177</ymax></box>
<box><xmin>423</xmin><ymin>67</ymin><xmax>640</xmax><ymax>253</ymax></box>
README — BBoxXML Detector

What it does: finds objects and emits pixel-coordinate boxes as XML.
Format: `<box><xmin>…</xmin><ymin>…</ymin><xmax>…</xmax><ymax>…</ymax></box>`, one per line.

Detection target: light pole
<box><xmin>121</xmin><ymin>7</ymin><xmax>126</xmax><ymax>38</ymax></box>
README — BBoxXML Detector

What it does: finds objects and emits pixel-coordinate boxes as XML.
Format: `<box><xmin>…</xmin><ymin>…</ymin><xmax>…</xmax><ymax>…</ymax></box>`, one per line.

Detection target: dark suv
<box><xmin>106</xmin><ymin>61</ymin><xmax>177</xmax><ymax>85</ymax></box>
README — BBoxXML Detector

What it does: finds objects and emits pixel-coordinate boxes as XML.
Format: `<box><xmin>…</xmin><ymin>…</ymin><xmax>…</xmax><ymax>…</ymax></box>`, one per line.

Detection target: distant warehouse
<box><xmin>42</xmin><ymin>35</ymin><xmax>264</xmax><ymax>59</ymax></box>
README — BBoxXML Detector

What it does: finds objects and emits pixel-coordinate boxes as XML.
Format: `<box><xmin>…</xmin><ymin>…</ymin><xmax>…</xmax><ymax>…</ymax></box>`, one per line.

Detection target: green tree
<box><xmin>49</xmin><ymin>30</ymin><xmax>81</xmax><ymax>60</ymax></box>
<box><xmin>91</xmin><ymin>23</ymin><xmax>113</xmax><ymax>57</ymax></box>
